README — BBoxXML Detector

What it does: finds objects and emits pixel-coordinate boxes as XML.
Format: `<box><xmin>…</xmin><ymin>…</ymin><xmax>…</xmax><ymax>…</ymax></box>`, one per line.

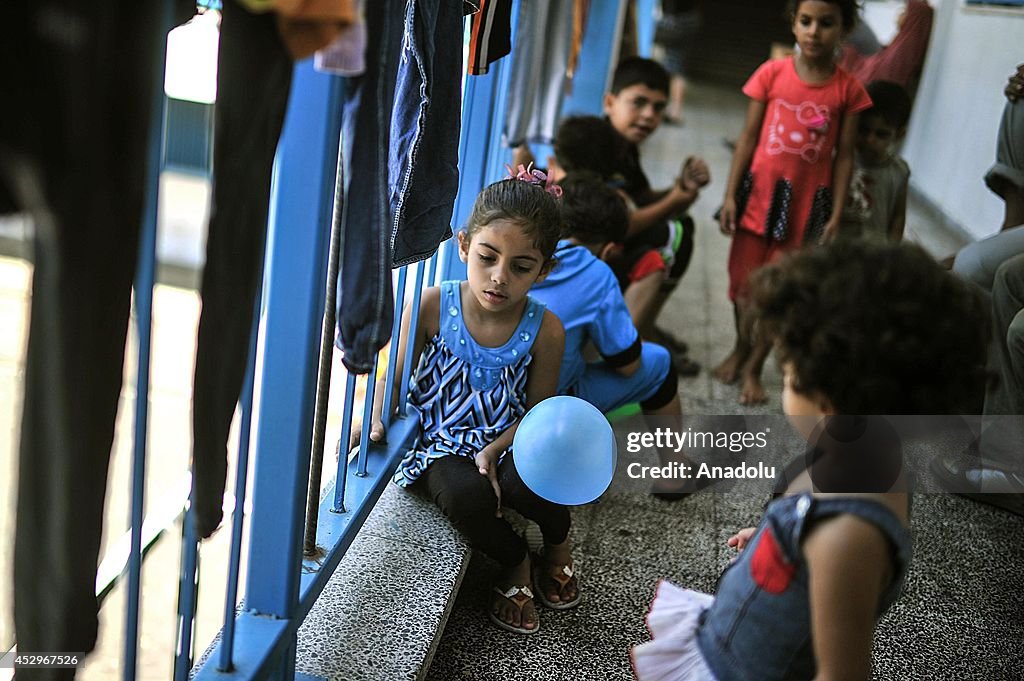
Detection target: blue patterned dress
<box><xmin>392</xmin><ymin>280</ymin><xmax>547</xmax><ymax>487</ymax></box>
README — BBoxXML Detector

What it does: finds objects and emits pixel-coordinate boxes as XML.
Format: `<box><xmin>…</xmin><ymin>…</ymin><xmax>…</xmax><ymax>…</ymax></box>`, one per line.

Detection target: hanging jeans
<box><xmin>335</xmin><ymin>0</ymin><xmax>464</xmax><ymax>373</ymax></box>
<box><xmin>0</xmin><ymin>2</ymin><xmax>186</xmax><ymax>675</ymax></box>
<box><xmin>191</xmin><ymin>0</ymin><xmax>294</xmax><ymax>538</ymax></box>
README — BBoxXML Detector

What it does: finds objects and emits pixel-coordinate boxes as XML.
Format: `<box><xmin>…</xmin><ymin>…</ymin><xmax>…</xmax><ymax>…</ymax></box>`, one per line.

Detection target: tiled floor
<box><xmin>424</xmin><ymin>82</ymin><xmax>1024</xmax><ymax>680</ymax></box>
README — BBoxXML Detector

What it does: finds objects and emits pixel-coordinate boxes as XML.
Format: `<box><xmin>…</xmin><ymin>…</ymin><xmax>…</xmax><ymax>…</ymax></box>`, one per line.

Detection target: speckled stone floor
<box><xmin>424</xmin><ymin>81</ymin><xmax>1024</xmax><ymax>681</ymax></box>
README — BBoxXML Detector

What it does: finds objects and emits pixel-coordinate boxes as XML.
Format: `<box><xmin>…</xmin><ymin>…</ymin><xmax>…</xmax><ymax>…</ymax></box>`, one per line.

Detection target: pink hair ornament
<box><xmin>505</xmin><ymin>162</ymin><xmax>563</xmax><ymax>199</ymax></box>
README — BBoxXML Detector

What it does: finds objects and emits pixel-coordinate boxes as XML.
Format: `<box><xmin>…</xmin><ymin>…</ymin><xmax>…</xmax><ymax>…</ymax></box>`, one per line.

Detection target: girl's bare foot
<box><xmin>713</xmin><ymin>350</ymin><xmax>744</xmax><ymax>384</ymax></box>
<box><xmin>738</xmin><ymin>374</ymin><xmax>768</xmax><ymax>405</ymax></box>
<box><xmin>534</xmin><ymin>541</ymin><xmax>579</xmax><ymax>609</ymax></box>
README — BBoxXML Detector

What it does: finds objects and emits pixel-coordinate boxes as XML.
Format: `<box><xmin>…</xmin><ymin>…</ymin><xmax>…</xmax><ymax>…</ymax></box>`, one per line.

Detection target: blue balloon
<box><xmin>513</xmin><ymin>396</ymin><xmax>616</xmax><ymax>505</ymax></box>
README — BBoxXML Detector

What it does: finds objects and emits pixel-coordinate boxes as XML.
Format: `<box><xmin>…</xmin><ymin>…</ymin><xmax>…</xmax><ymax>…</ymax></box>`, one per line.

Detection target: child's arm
<box><xmin>719</xmin><ymin>99</ymin><xmax>767</xmax><ymax>235</ymax></box>
<box><xmin>475</xmin><ymin>310</ymin><xmax>565</xmax><ymax>506</ymax></box>
<box><xmin>804</xmin><ymin>514</ymin><xmax>892</xmax><ymax>681</ymax></box>
<box><xmin>352</xmin><ymin>287</ymin><xmax>438</xmax><ymax>447</ymax></box>
<box><xmin>821</xmin><ymin>112</ymin><xmax>862</xmax><ymax>243</ymax></box>
<box><xmin>626</xmin><ymin>182</ymin><xmax>699</xmax><ymax>239</ymax></box>
<box><xmin>888</xmin><ymin>181</ymin><xmax>908</xmax><ymax>243</ymax></box>
<box><xmin>726</xmin><ymin>526</ymin><xmax>758</xmax><ymax>551</ymax></box>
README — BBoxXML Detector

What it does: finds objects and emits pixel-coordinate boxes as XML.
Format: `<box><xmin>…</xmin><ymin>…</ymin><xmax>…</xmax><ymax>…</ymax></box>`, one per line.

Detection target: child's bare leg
<box><xmin>668</xmin><ymin>74</ymin><xmax>686</xmax><ymax>121</ymax></box>
<box><xmin>738</xmin><ymin>334</ymin><xmax>771</xmax><ymax>405</ymax></box>
<box><xmin>624</xmin><ymin>270</ymin><xmax>668</xmax><ymax>339</ymax></box>
<box><xmin>644</xmin><ymin>288</ymin><xmax>675</xmax><ymax>341</ymax></box>
<box><xmin>714</xmin><ymin>303</ymin><xmax>748</xmax><ymax>384</ymax></box>
<box><xmin>492</xmin><ymin>552</ymin><xmax>538</xmax><ymax>630</ymax></box>
<box><xmin>643</xmin><ymin>393</ymin><xmax>698</xmax><ymax>494</ymax></box>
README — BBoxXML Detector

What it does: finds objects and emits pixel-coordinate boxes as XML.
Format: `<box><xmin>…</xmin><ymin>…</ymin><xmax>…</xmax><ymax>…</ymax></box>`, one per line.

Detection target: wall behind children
<box><xmin>901</xmin><ymin>0</ymin><xmax>1024</xmax><ymax>239</ymax></box>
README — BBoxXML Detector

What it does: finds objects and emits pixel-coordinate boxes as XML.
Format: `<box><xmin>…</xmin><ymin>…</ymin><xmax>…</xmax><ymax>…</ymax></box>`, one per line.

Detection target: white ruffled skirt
<box><xmin>630</xmin><ymin>580</ymin><xmax>718</xmax><ymax>681</ymax></box>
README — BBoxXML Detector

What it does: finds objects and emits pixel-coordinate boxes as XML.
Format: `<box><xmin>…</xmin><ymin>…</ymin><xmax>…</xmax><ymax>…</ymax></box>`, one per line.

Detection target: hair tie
<box><xmin>505</xmin><ymin>162</ymin><xmax>563</xmax><ymax>199</ymax></box>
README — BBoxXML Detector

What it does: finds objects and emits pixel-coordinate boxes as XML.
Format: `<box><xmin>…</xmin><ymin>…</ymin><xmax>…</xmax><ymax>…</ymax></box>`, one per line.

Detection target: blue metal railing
<box><xmin>124</xmin><ymin>4</ymin><xmax>174</xmax><ymax>679</ymax></box>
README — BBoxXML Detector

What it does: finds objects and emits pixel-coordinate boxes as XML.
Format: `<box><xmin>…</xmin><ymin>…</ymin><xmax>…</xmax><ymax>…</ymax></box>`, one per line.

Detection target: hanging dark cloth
<box><xmin>190</xmin><ymin>0</ymin><xmax>295</xmax><ymax>539</ymax></box>
<box><xmin>0</xmin><ymin>1</ymin><xmax>190</xmax><ymax>676</ymax></box>
<box><xmin>466</xmin><ymin>0</ymin><xmax>513</xmax><ymax>76</ymax></box>
<box><xmin>334</xmin><ymin>0</ymin><xmax>464</xmax><ymax>372</ymax></box>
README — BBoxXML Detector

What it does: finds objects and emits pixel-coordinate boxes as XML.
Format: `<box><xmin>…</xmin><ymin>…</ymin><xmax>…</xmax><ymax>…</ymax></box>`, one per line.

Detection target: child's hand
<box><xmin>669</xmin><ymin>181</ymin><xmax>698</xmax><ymax>210</ymax></box>
<box><xmin>475</xmin><ymin>446</ymin><xmax>503</xmax><ymax>517</ymax></box>
<box><xmin>718</xmin><ymin>197</ymin><xmax>738</xmax><ymax>235</ymax></box>
<box><xmin>348</xmin><ymin>419</ymin><xmax>387</xmax><ymax>451</ymax></box>
<box><xmin>680</xmin><ymin>157</ymin><xmax>711</xmax><ymax>190</ymax></box>
<box><xmin>727</xmin><ymin>527</ymin><xmax>757</xmax><ymax>551</ymax></box>
<box><xmin>1006</xmin><ymin>63</ymin><xmax>1024</xmax><ymax>102</ymax></box>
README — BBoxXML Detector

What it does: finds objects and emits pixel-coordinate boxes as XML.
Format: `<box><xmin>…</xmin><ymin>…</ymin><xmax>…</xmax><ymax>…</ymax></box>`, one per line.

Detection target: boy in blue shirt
<box><xmin>602</xmin><ymin>58</ymin><xmax>710</xmax><ymax>372</ymax></box>
<box><xmin>546</xmin><ymin>113</ymin><xmax>704</xmax><ymax>377</ymax></box>
<box><xmin>530</xmin><ymin>174</ymin><xmax>707</xmax><ymax>497</ymax></box>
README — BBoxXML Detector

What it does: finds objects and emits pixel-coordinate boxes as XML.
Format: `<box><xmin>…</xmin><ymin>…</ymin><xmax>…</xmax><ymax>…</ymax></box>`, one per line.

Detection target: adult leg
<box><xmin>934</xmin><ymin>254</ymin><xmax>1024</xmax><ymax>514</ymax></box>
<box><xmin>985</xmin><ymin>98</ymin><xmax>1024</xmax><ymax>231</ymax></box>
<box><xmin>981</xmin><ymin>254</ymin><xmax>1024</xmax><ymax>470</ymax></box>
<box><xmin>952</xmin><ymin>224</ymin><xmax>1024</xmax><ymax>294</ymax></box>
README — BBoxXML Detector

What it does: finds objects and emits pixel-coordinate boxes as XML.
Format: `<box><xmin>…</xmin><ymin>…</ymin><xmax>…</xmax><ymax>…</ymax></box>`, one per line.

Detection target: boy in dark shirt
<box><xmin>602</xmin><ymin>57</ymin><xmax>710</xmax><ymax>374</ymax></box>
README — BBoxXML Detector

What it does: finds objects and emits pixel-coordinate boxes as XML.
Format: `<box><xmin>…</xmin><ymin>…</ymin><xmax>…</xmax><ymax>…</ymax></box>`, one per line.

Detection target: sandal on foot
<box><xmin>488</xmin><ymin>584</ymin><xmax>540</xmax><ymax>635</ymax></box>
<box><xmin>532</xmin><ymin>552</ymin><xmax>581</xmax><ymax>610</ymax></box>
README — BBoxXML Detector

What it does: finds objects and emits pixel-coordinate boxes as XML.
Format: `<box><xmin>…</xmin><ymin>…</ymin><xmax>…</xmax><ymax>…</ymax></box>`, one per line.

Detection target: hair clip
<box><xmin>505</xmin><ymin>162</ymin><xmax>563</xmax><ymax>198</ymax></box>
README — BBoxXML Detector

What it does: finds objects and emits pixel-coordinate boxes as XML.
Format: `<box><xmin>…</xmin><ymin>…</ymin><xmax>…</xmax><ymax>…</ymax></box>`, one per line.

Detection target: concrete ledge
<box><xmin>295</xmin><ymin>483</ymin><xmax>471</xmax><ymax>681</ymax></box>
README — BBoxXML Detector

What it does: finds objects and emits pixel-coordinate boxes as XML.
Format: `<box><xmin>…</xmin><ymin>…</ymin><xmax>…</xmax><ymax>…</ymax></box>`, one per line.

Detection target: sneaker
<box><xmin>930</xmin><ymin>453</ymin><xmax>1024</xmax><ymax>516</ymax></box>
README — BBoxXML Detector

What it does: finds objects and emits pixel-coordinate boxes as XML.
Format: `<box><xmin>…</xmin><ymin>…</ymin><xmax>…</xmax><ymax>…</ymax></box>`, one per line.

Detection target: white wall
<box><xmin>901</xmin><ymin>0</ymin><xmax>1024</xmax><ymax>240</ymax></box>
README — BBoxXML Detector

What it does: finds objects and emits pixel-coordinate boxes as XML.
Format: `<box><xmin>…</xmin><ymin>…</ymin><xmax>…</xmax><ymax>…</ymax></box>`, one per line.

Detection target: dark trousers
<box><xmin>415</xmin><ymin>455</ymin><xmax>571</xmax><ymax>567</ymax></box>
<box><xmin>1</xmin><ymin>2</ymin><xmax>187</xmax><ymax>676</ymax></box>
<box><xmin>190</xmin><ymin>0</ymin><xmax>294</xmax><ymax>538</ymax></box>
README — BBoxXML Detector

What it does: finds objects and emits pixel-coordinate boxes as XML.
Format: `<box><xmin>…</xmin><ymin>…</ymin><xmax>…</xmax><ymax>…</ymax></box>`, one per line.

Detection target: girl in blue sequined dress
<box><xmin>360</xmin><ymin>177</ymin><xmax>576</xmax><ymax>635</ymax></box>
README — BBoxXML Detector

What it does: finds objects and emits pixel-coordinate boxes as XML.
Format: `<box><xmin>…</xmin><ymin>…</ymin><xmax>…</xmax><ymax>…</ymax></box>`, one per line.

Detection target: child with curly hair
<box><xmin>633</xmin><ymin>240</ymin><xmax>988</xmax><ymax>680</ymax></box>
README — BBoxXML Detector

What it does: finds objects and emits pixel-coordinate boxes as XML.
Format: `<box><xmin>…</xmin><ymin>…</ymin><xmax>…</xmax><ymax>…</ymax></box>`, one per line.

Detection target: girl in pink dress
<box><xmin>714</xmin><ymin>0</ymin><xmax>872</xmax><ymax>406</ymax></box>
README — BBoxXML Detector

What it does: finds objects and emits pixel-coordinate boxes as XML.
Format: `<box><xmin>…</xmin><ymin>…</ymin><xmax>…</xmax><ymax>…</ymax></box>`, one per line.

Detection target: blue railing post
<box><xmin>243</xmin><ymin>59</ymin><xmax>343</xmax><ymax>680</ymax></box>
<box><xmin>173</xmin><ymin>512</ymin><xmax>200</xmax><ymax>681</ymax></box>
<box><xmin>125</xmin><ymin>3</ymin><xmax>173</xmax><ymax>679</ymax></box>
<box><xmin>218</xmin><ymin>286</ymin><xmax>263</xmax><ymax>672</ymax></box>
<box><xmin>333</xmin><ymin>373</ymin><xmax>358</xmax><ymax>513</ymax></box>
<box><xmin>561</xmin><ymin>0</ymin><xmax>628</xmax><ymax>118</ymax></box>
<box><xmin>635</xmin><ymin>0</ymin><xmax>658</xmax><ymax>57</ymax></box>
<box><xmin>380</xmin><ymin>267</ymin><xmax>408</xmax><ymax>419</ymax></box>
